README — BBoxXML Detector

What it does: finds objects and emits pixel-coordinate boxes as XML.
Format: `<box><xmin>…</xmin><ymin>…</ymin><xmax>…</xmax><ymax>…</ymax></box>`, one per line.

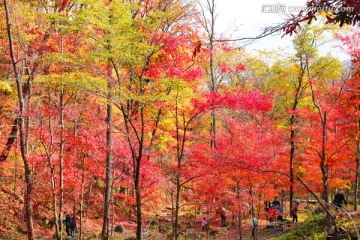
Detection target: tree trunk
<box><xmin>236</xmin><ymin>181</ymin><xmax>242</xmax><ymax>240</ymax></box>
<box><xmin>47</xmin><ymin>105</ymin><xmax>61</xmax><ymax>240</ymax></box>
<box><xmin>128</xmin><ymin>104</ymin><xmax>145</xmax><ymax>240</ymax></box>
<box><xmin>23</xmin><ymin>162</ymin><xmax>34</xmax><ymax>240</ymax></box>
<box><xmin>101</xmin><ymin>83</ymin><xmax>113</xmax><ymax>240</ymax></box>
<box><xmin>111</xmin><ymin>166</ymin><xmax>115</xmax><ymax>238</ymax></box>
<box><xmin>174</xmin><ymin>175</ymin><xmax>181</xmax><ymax>240</ymax></box>
<box><xmin>80</xmin><ymin>162</ymin><xmax>84</xmax><ymax>240</ymax></box>
<box><xmin>51</xmin><ymin>162</ymin><xmax>60</xmax><ymax>240</ymax></box>
<box><xmin>174</xmin><ymin>97</ymin><xmax>182</xmax><ymax>240</ymax></box>
<box><xmin>320</xmin><ymin>113</ymin><xmax>331</xmax><ymax>228</ymax></box>
<box><xmin>135</xmin><ymin>163</ymin><xmax>142</xmax><ymax>240</ymax></box>
<box><xmin>289</xmin><ymin>60</ymin><xmax>305</xmax><ymax>214</ymax></box>
<box><xmin>4</xmin><ymin>1</ymin><xmax>34</xmax><ymax>238</ymax></box>
<box><xmin>13</xmin><ymin>142</ymin><xmax>19</xmax><ymax>196</ymax></box>
<box><xmin>59</xmin><ymin>87</ymin><xmax>65</xmax><ymax>235</ymax></box>
<box><xmin>289</xmin><ymin>123</ymin><xmax>295</xmax><ymax>215</ymax></box>
<box><xmin>355</xmin><ymin>116</ymin><xmax>360</xmax><ymax>211</ymax></box>
<box><xmin>73</xmin><ymin>174</ymin><xmax>77</xmax><ymax>225</ymax></box>
<box><xmin>238</xmin><ymin>210</ymin><xmax>242</xmax><ymax>240</ymax></box>
<box><xmin>85</xmin><ymin>175</ymin><xmax>93</xmax><ymax>222</ymax></box>
<box><xmin>208</xmin><ymin>0</ymin><xmax>216</xmax><ymax>150</ymax></box>
<box><xmin>355</xmin><ymin>138</ymin><xmax>359</xmax><ymax>211</ymax></box>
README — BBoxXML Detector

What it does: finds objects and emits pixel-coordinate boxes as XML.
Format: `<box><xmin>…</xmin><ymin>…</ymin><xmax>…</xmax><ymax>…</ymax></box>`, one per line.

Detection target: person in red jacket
<box><xmin>291</xmin><ymin>202</ymin><xmax>299</xmax><ymax>223</ymax></box>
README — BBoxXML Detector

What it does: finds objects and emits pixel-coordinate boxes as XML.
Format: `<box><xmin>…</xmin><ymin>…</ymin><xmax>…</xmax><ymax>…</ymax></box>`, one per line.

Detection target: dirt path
<box><xmin>189</xmin><ymin>219</ymin><xmax>289</xmax><ymax>240</ymax></box>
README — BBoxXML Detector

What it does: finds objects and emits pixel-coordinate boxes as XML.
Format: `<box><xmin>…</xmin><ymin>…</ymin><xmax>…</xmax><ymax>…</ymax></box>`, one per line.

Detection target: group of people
<box><xmin>64</xmin><ymin>211</ymin><xmax>77</xmax><ymax>238</ymax></box>
<box><xmin>199</xmin><ymin>191</ymin><xmax>347</xmax><ymax>237</ymax></box>
<box><xmin>266</xmin><ymin>197</ymin><xmax>299</xmax><ymax>223</ymax></box>
<box><xmin>200</xmin><ymin>209</ymin><xmax>227</xmax><ymax>232</ymax></box>
<box><xmin>265</xmin><ymin>197</ymin><xmax>284</xmax><ymax>222</ymax></box>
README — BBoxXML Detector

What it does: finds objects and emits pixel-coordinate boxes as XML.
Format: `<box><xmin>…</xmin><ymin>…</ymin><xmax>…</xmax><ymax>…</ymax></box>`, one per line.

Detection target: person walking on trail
<box><xmin>250</xmin><ymin>215</ymin><xmax>258</xmax><ymax>239</ymax></box>
<box><xmin>220</xmin><ymin>211</ymin><xmax>227</xmax><ymax>227</ymax></box>
<box><xmin>201</xmin><ymin>217</ymin><xmax>207</xmax><ymax>232</ymax></box>
<box><xmin>70</xmin><ymin>215</ymin><xmax>77</xmax><ymax>238</ymax></box>
<box><xmin>333</xmin><ymin>190</ymin><xmax>347</xmax><ymax>210</ymax></box>
<box><xmin>291</xmin><ymin>202</ymin><xmax>299</xmax><ymax>223</ymax></box>
<box><xmin>64</xmin><ymin>211</ymin><xmax>72</xmax><ymax>238</ymax></box>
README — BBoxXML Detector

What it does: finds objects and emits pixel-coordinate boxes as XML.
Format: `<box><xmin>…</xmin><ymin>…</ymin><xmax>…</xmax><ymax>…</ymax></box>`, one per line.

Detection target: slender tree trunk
<box><xmin>101</xmin><ymin>2</ymin><xmax>115</xmax><ymax>234</ymax></box>
<box><xmin>355</xmin><ymin>116</ymin><xmax>360</xmax><ymax>211</ymax></box>
<box><xmin>85</xmin><ymin>175</ymin><xmax>93</xmax><ymax>222</ymax></box>
<box><xmin>355</xmin><ymin>136</ymin><xmax>359</xmax><ymax>211</ymax></box>
<box><xmin>238</xmin><ymin>210</ymin><xmax>242</xmax><ymax>240</ymax></box>
<box><xmin>134</xmin><ymin>159</ymin><xmax>142</xmax><ymax>240</ymax></box>
<box><xmin>250</xmin><ymin>185</ymin><xmax>254</xmax><ymax>217</ymax></box>
<box><xmin>51</xmin><ymin>162</ymin><xmax>60</xmax><ymax>239</ymax></box>
<box><xmin>80</xmin><ymin>160</ymin><xmax>85</xmax><ymax>240</ymax></box>
<box><xmin>207</xmin><ymin>196</ymin><xmax>214</xmax><ymax>240</ymax></box>
<box><xmin>289</xmin><ymin>61</ymin><xmax>305</xmax><ymax>214</ymax></box>
<box><xmin>124</xmin><ymin>103</ymin><xmax>145</xmax><ymax>240</ymax></box>
<box><xmin>59</xmin><ymin>87</ymin><xmax>65</xmax><ymax>235</ymax></box>
<box><xmin>111</xmin><ymin>167</ymin><xmax>115</xmax><ymax>239</ymax></box>
<box><xmin>73</xmin><ymin>174</ymin><xmax>77</xmax><ymax>222</ymax></box>
<box><xmin>289</xmin><ymin>122</ymin><xmax>295</xmax><ymax>215</ymax></box>
<box><xmin>171</xmin><ymin>191</ymin><xmax>174</xmax><ymax>226</ymax></box>
<box><xmin>320</xmin><ymin>113</ymin><xmax>331</xmax><ymax>228</ymax></box>
<box><xmin>208</xmin><ymin>0</ymin><xmax>216</xmax><ymax>149</ymax></box>
<box><xmin>236</xmin><ymin>181</ymin><xmax>242</xmax><ymax>240</ymax></box>
<box><xmin>23</xmin><ymin>160</ymin><xmax>34</xmax><ymax>240</ymax></box>
<box><xmin>101</xmin><ymin>81</ymin><xmax>113</xmax><ymax>240</ymax></box>
<box><xmin>174</xmin><ymin>97</ymin><xmax>181</xmax><ymax>240</ymax></box>
<box><xmin>47</xmin><ymin>102</ymin><xmax>61</xmax><ymax>240</ymax></box>
<box><xmin>13</xmin><ymin>142</ymin><xmax>18</xmax><ymax>196</ymax></box>
<box><xmin>4</xmin><ymin>1</ymin><xmax>34</xmax><ymax>238</ymax></box>
<box><xmin>174</xmin><ymin>176</ymin><xmax>181</xmax><ymax>240</ymax></box>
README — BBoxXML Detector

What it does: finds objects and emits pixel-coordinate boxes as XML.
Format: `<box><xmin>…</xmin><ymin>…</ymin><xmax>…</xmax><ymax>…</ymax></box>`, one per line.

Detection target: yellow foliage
<box><xmin>0</xmin><ymin>81</ymin><xmax>12</xmax><ymax>94</ymax></box>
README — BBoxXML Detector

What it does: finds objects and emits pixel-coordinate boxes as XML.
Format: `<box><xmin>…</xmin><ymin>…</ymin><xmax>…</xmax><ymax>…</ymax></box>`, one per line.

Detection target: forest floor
<box><xmin>112</xmin><ymin>217</ymin><xmax>298</xmax><ymax>240</ymax></box>
<box><xmin>111</xmin><ymin>210</ymin><xmax>360</xmax><ymax>240</ymax></box>
<box><xmin>3</xmin><ymin>208</ymin><xmax>360</xmax><ymax>239</ymax></box>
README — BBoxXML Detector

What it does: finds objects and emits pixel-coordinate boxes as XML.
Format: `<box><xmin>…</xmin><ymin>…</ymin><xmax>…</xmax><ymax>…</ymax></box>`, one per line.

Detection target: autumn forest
<box><xmin>1</xmin><ymin>0</ymin><xmax>360</xmax><ymax>239</ymax></box>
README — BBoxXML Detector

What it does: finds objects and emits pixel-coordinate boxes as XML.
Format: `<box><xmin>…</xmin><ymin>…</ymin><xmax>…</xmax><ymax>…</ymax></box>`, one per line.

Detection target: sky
<box><xmin>214</xmin><ymin>0</ymin><xmax>350</xmax><ymax>60</ymax></box>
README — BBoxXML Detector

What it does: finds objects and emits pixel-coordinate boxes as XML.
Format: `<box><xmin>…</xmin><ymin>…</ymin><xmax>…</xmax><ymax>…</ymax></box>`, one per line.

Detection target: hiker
<box><xmin>64</xmin><ymin>211</ymin><xmax>72</xmax><ymax>237</ymax></box>
<box><xmin>250</xmin><ymin>215</ymin><xmax>258</xmax><ymax>239</ymax></box>
<box><xmin>333</xmin><ymin>190</ymin><xmax>347</xmax><ymax>210</ymax></box>
<box><xmin>70</xmin><ymin>215</ymin><xmax>77</xmax><ymax>238</ymax></box>
<box><xmin>220</xmin><ymin>211</ymin><xmax>227</xmax><ymax>227</ymax></box>
<box><xmin>201</xmin><ymin>217</ymin><xmax>207</xmax><ymax>232</ymax></box>
<box><xmin>291</xmin><ymin>202</ymin><xmax>298</xmax><ymax>223</ymax></box>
